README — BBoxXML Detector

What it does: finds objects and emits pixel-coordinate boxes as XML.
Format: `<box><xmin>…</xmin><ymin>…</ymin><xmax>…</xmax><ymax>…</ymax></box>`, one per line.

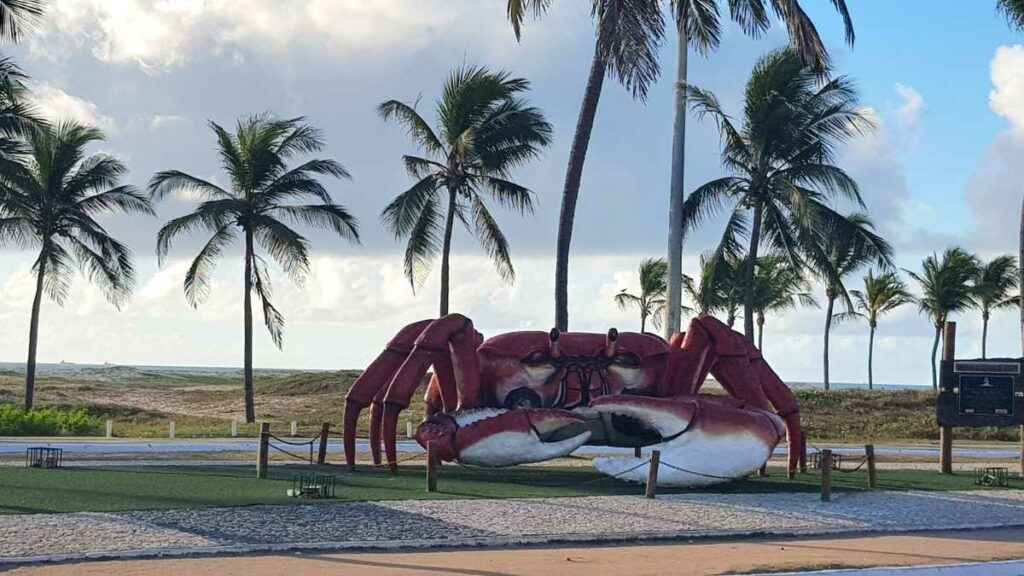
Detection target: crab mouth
<box><xmin>589</xmin><ymin>395</ymin><xmax>698</xmax><ymax>445</ymax></box>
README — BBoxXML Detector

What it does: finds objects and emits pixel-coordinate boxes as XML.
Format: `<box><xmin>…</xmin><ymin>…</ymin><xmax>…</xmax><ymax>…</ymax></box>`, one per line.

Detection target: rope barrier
<box><xmin>835</xmin><ymin>456</ymin><xmax>868</xmax><ymax>474</ymax></box>
<box><xmin>268</xmin><ymin>442</ymin><xmax>313</xmax><ymax>464</ymax></box>
<box><xmin>268</xmin><ymin>434</ymin><xmax>318</xmax><ymax>447</ymax></box>
<box><xmin>659</xmin><ymin>460</ymin><xmax>741</xmax><ymax>481</ymax></box>
<box><xmin>577</xmin><ymin>458</ymin><xmax>652</xmax><ymax>485</ymax></box>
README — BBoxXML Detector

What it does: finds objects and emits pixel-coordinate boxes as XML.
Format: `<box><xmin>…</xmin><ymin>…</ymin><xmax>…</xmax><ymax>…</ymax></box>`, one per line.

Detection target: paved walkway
<box><xmin>3</xmin><ymin>490</ymin><xmax>1024</xmax><ymax>565</ymax></box>
<box><xmin>8</xmin><ymin>528</ymin><xmax>1024</xmax><ymax>575</ymax></box>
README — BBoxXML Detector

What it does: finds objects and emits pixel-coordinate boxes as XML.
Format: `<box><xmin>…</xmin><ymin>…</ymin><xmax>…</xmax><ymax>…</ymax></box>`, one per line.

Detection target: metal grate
<box><xmin>288</xmin><ymin>474</ymin><xmax>337</xmax><ymax>499</ymax></box>
<box><xmin>975</xmin><ymin>467</ymin><xmax>1009</xmax><ymax>487</ymax></box>
<box><xmin>25</xmin><ymin>447</ymin><xmax>62</xmax><ymax>469</ymax></box>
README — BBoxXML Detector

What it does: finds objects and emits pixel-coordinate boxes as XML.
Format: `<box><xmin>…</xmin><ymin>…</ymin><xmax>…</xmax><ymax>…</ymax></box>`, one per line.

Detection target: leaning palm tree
<box><xmin>508</xmin><ymin>0</ymin><xmax>664</xmax><ymax>332</ymax></box>
<box><xmin>905</xmin><ymin>248</ymin><xmax>980</xmax><ymax>391</ymax></box>
<box><xmin>683</xmin><ymin>251</ymin><xmax>742</xmax><ymax>324</ymax></box>
<box><xmin>973</xmin><ymin>255</ymin><xmax>1019</xmax><ymax>359</ymax></box>
<box><xmin>150</xmin><ymin>115</ymin><xmax>359</xmax><ymax>423</ymax></box>
<box><xmin>378</xmin><ymin>66</ymin><xmax>552</xmax><ymax>315</ymax></box>
<box><xmin>681</xmin><ymin>48</ymin><xmax>873</xmax><ymax>343</ymax></box>
<box><xmin>844</xmin><ymin>270</ymin><xmax>913</xmax><ymax>389</ymax></box>
<box><xmin>615</xmin><ymin>257</ymin><xmax>682</xmax><ymax>333</ymax></box>
<box><xmin>0</xmin><ymin>121</ymin><xmax>152</xmax><ymax>409</ymax></box>
<box><xmin>813</xmin><ymin>213</ymin><xmax>892</xmax><ymax>390</ymax></box>
<box><xmin>662</xmin><ymin>0</ymin><xmax>854</xmax><ymax>340</ymax></box>
<box><xmin>751</xmin><ymin>255</ymin><xmax>817</xmax><ymax>352</ymax></box>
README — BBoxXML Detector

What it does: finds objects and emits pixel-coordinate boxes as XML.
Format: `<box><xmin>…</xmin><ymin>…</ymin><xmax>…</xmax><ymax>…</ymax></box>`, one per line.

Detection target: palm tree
<box><xmin>906</xmin><ymin>248</ymin><xmax>980</xmax><ymax>391</ymax></box>
<box><xmin>615</xmin><ymin>257</ymin><xmax>682</xmax><ymax>333</ymax></box>
<box><xmin>0</xmin><ymin>0</ymin><xmax>43</xmax><ymax>42</ymax></box>
<box><xmin>508</xmin><ymin>0</ymin><xmax>664</xmax><ymax>332</ymax></box>
<box><xmin>150</xmin><ymin>115</ymin><xmax>359</xmax><ymax>423</ymax></box>
<box><xmin>843</xmin><ymin>270</ymin><xmax>913</xmax><ymax>389</ymax></box>
<box><xmin>662</xmin><ymin>0</ymin><xmax>855</xmax><ymax>341</ymax></box>
<box><xmin>973</xmin><ymin>255</ymin><xmax>1019</xmax><ymax>359</ymax></box>
<box><xmin>0</xmin><ymin>121</ymin><xmax>152</xmax><ymax>409</ymax></box>
<box><xmin>751</xmin><ymin>255</ymin><xmax>816</xmax><ymax>351</ymax></box>
<box><xmin>683</xmin><ymin>251</ymin><xmax>742</xmax><ymax>324</ymax></box>
<box><xmin>997</xmin><ymin>0</ymin><xmax>1024</xmax><ymax>355</ymax></box>
<box><xmin>681</xmin><ymin>48</ymin><xmax>873</xmax><ymax>343</ymax></box>
<box><xmin>378</xmin><ymin>66</ymin><xmax>552</xmax><ymax>316</ymax></box>
<box><xmin>813</xmin><ymin>213</ymin><xmax>892</xmax><ymax>390</ymax></box>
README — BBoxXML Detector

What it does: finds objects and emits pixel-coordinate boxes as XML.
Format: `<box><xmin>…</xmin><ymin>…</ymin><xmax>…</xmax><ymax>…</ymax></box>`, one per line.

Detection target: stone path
<box><xmin>3</xmin><ymin>490</ymin><xmax>1024</xmax><ymax>565</ymax></box>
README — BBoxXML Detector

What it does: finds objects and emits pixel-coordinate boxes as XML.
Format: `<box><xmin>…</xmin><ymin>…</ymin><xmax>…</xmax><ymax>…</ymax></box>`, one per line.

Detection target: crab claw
<box><xmin>416</xmin><ymin>408</ymin><xmax>591</xmax><ymax>467</ymax></box>
<box><xmin>589</xmin><ymin>395</ymin><xmax>785</xmax><ymax>487</ymax></box>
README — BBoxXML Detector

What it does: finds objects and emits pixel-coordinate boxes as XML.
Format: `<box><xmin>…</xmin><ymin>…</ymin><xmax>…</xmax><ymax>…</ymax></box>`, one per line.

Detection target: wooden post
<box><xmin>645</xmin><ymin>450</ymin><xmax>661</xmax><ymax>499</ymax></box>
<box><xmin>940</xmin><ymin>321</ymin><xmax>956</xmax><ymax>475</ymax></box>
<box><xmin>1019</xmin><ymin>425</ymin><xmax>1023</xmax><ymax>479</ymax></box>
<box><xmin>105</xmin><ymin>420</ymin><xmax>113</xmax><ymax>438</ymax></box>
<box><xmin>633</xmin><ymin>446</ymin><xmax>642</xmax><ymax>458</ymax></box>
<box><xmin>256</xmin><ymin>422</ymin><xmax>270</xmax><ymax>479</ymax></box>
<box><xmin>865</xmin><ymin>444</ymin><xmax>877</xmax><ymax>489</ymax></box>
<box><xmin>799</xmin><ymin>432</ymin><xmax>808</xmax><ymax>474</ymax></box>
<box><xmin>317</xmin><ymin>422</ymin><xmax>330</xmax><ymax>465</ymax></box>
<box><xmin>168</xmin><ymin>421</ymin><xmax>176</xmax><ymax>439</ymax></box>
<box><xmin>290</xmin><ymin>421</ymin><xmax>298</xmax><ymax>437</ymax></box>
<box><xmin>426</xmin><ymin>442</ymin><xmax>438</xmax><ymax>492</ymax></box>
<box><xmin>820</xmin><ymin>449</ymin><xmax>833</xmax><ymax>502</ymax></box>
<box><xmin>231</xmin><ymin>419</ymin><xmax>238</xmax><ymax>438</ymax></box>
<box><xmin>758</xmin><ymin>464</ymin><xmax>768</xmax><ymax>477</ymax></box>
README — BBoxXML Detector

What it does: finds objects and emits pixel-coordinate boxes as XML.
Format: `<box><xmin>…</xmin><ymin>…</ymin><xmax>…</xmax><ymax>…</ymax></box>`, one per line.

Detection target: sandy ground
<box><xmin>9</xmin><ymin>528</ymin><xmax>1024</xmax><ymax>576</ymax></box>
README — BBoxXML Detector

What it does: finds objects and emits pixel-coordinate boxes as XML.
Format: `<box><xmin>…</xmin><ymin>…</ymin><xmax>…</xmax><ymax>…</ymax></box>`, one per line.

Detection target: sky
<box><xmin>0</xmin><ymin>1</ymin><xmax>1023</xmax><ymax>387</ymax></box>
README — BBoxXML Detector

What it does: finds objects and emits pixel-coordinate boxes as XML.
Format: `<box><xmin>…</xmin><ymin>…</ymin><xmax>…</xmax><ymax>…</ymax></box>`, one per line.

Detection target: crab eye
<box><xmin>522</xmin><ymin>350</ymin><xmax>550</xmax><ymax>366</ymax></box>
<box><xmin>613</xmin><ymin>352</ymin><xmax>641</xmax><ymax>367</ymax></box>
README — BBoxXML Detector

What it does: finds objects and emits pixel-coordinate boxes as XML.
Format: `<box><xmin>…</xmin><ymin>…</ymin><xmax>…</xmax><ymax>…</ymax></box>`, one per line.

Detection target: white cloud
<box><xmin>149</xmin><ymin>114</ymin><xmax>189</xmax><ymax>131</ymax></box>
<box><xmin>30</xmin><ymin>0</ymin><xmax>507</xmax><ymax>73</ymax></box>
<box><xmin>894</xmin><ymin>82</ymin><xmax>925</xmax><ymax>136</ymax></box>
<box><xmin>31</xmin><ymin>83</ymin><xmax>117</xmax><ymax>132</ymax></box>
<box><xmin>965</xmin><ymin>44</ymin><xmax>1024</xmax><ymax>249</ymax></box>
<box><xmin>989</xmin><ymin>44</ymin><xmax>1024</xmax><ymax>131</ymax></box>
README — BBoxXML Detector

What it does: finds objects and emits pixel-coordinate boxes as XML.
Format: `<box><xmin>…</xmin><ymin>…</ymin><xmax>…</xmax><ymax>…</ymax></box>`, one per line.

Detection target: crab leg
<box><xmin>381</xmin><ymin>314</ymin><xmax>482</xmax><ymax>472</ymax></box>
<box><xmin>342</xmin><ymin>319</ymin><xmax>432</xmax><ymax>469</ymax></box>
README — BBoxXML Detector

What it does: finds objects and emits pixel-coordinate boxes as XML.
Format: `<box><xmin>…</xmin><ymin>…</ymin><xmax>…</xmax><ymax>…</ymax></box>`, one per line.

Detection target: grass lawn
<box><xmin>1</xmin><ymin>463</ymin><xmax>1020</xmax><ymax>514</ymax></box>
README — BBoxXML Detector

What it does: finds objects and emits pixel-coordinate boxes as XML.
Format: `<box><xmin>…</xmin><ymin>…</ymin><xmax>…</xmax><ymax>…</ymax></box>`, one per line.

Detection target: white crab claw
<box><xmin>452</xmin><ymin>408</ymin><xmax>592</xmax><ymax>467</ymax></box>
<box><xmin>589</xmin><ymin>396</ymin><xmax>783</xmax><ymax>487</ymax></box>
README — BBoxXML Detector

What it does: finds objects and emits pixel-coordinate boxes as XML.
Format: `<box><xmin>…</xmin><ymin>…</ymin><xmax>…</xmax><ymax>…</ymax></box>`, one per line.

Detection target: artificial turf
<box><xmin>1</xmin><ymin>463</ymin><xmax>1019</xmax><ymax>514</ymax></box>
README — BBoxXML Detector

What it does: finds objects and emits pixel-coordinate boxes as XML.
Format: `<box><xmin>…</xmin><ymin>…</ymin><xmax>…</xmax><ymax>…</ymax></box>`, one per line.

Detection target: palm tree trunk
<box><xmin>439</xmin><ymin>188</ymin><xmax>458</xmax><ymax>317</ymax></box>
<box><xmin>555</xmin><ymin>45</ymin><xmax>607</xmax><ymax>332</ymax></box>
<box><xmin>823</xmin><ymin>295</ymin><xmax>835</xmax><ymax>391</ymax></box>
<box><xmin>640</xmin><ymin>312</ymin><xmax>647</xmax><ymax>334</ymax></box>
<box><xmin>757</xmin><ymin>313</ymin><xmax>764</xmax><ymax>351</ymax></box>
<box><xmin>982</xmin><ymin>310</ymin><xmax>989</xmax><ymax>359</ymax></box>
<box><xmin>243</xmin><ymin>229</ymin><xmax>255</xmax><ymax>423</ymax></box>
<box><xmin>24</xmin><ymin>246</ymin><xmax>47</xmax><ymax>411</ymax></box>
<box><xmin>726</xmin><ymin>307</ymin><xmax>736</xmax><ymax>328</ymax></box>
<box><xmin>742</xmin><ymin>201</ymin><xmax>764</xmax><ymax>342</ymax></box>
<box><xmin>930</xmin><ymin>323</ymin><xmax>941</xmax><ymax>392</ymax></box>
<box><xmin>665</xmin><ymin>22</ymin><xmax>689</xmax><ymax>340</ymax></box>
<box><xmin>868</xmin><ymin>323</ymin><xmax>875</xmax><ymax>390</ymax></box>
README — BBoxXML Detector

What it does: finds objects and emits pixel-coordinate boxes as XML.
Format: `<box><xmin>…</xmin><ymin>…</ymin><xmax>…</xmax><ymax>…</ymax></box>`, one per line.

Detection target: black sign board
<box><xmin>938</xmin><ymin>358</ymin><xmax>1024</xmax><ymax>427</ymax></box>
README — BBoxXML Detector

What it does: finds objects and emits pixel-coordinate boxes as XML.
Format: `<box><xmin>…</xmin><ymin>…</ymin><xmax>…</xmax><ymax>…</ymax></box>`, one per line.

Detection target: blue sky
<box><xmin>0</xmin><ymin>1</ymin><xmax>1022</xmax><ymax>387</ymax></box>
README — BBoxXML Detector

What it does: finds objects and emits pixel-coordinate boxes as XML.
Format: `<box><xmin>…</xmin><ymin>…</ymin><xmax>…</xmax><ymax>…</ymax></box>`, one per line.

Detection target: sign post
<box><xmin>937</xmin><ymin>321</ymin><xmax>1024</xmax><ymax>476</ymax></box>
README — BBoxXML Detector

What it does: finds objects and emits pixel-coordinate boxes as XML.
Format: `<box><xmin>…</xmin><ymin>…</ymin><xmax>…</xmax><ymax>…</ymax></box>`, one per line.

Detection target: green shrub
<box><xmin>0</xmin><ymin>404</ymin><xmax>102</xmax><ymax>436</ymax></box>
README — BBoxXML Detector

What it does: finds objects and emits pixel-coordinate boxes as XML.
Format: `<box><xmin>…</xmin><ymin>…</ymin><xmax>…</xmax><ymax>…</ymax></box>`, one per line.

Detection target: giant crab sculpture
<box><xmin>343</xmin><ymin>314</ymin><xmax>802</xmax><ymax>486</ymax></box>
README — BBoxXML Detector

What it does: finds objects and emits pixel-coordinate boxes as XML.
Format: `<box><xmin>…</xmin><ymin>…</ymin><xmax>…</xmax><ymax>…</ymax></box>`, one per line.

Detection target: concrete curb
<box><xmin>5</xmin><ymin>521</ymin><xmax>1024</xmax><ymax>568</ymax></box>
